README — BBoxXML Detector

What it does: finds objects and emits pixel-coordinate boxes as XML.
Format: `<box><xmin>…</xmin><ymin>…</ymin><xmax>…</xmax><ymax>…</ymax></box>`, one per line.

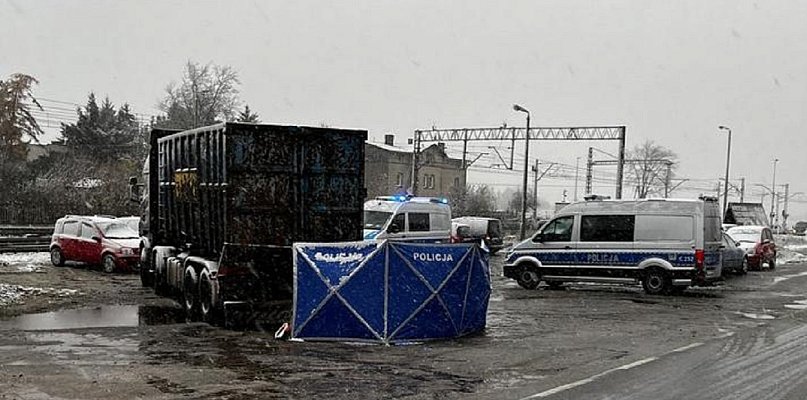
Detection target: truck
<box><xmin>131</xmin><ymin>122</ymin><xmax>366</xmax><ymax>325</ymax></box>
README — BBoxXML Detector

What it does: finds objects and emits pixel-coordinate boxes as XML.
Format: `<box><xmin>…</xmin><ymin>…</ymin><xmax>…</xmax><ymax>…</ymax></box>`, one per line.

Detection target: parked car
<box><xmin>721</xmin><ymin>232</ymin><xmax>748</xmax><ymax>275</ymax></box>
<box><xmin>450</xmin><ymin>222</ymin><xmax>475</xmax><ymax>244</ymax></box>
<box><xmin>725</xmin><ymin>225</ymin><xmax>777</xmax><ymax>270</ymax></box>
<box><xmin>50</xmin><ymin>215</ymin><xmax>141</xmax><ymax>273</ymax></box>
<box><xmin>451</xmin><ymin>216</ymin><xmax>504</xmax><ymax>253</ymax></box>
<box><xmin>794</xmin><ymin>221</ymin><xmax>807</xmax><ymax>236</ymax></box>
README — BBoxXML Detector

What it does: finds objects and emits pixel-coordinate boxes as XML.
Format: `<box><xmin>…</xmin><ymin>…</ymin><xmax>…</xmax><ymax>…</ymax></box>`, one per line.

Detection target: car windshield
<box><xmin>363</xmin><ymin>211</ymin><xmax>392</xmax><ymax>230</ymax></box>
<box><xmin>727</xmin><ymin>228</ymin><xmax>761</xmax><ymax>243</ymax></box>
<box><xmin>97</xmin><ymin>222</ymin><xmax>139</xmax><ymax>239</ymax></box>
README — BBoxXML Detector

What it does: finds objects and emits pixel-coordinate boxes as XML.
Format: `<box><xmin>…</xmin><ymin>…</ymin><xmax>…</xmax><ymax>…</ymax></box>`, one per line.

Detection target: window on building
<box><xmin>408</xmin><ymin>212</ymin><xmax>430</xmax><ymax>232</ymax></box>
<box><xmin>453</xmin><ymin>177</ymin><xmax>460</xmax><ymax>187</ymax></box>
<box><xmin>580</xmin><ymin>215</ymin><xmax>635</xmax><ymax>242</ymax></box>
<box><xmin>395</xmin><ymin>173</ymin><xmax>404</xmax><ymax>186</ymax></box>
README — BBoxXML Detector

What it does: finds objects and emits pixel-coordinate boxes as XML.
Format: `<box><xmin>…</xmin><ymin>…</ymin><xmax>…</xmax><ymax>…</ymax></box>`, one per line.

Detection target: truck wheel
<box><xmin>642</xmin><ymin>268</ymin><xmax>671</xmax><ymax>295</ymax></box>
<box><xmin>50</xmin><ymin>248</ymin><xmax>65</xmax><ymax>267</ymax></box>
<box><xmin>154</xmin><ymin>266</ymin><xmax>169</xmax><ymax>296</ymax></box>
<box><xmin>183</xmin><ymin>267</ymin><xmax>201</xmax><ymax>321</ymax></box>
<box><xmin>199</xmin><ymin>271</ymin><xmax>222</xmax><ymax>325</ymax></box>
<box><xmin>517</xmin><ymin>266</ymin><xmax>541</xmax><ymax>290</ymax></box>
<box><xmin>140</xmin><ymin>264</ymin><xmax>153</xmax><ymax>288</ymax></box>
<box><xmin>102</xmin><ymin>254</ymin><xmax>116</xmax><ymax>273</ymax></box>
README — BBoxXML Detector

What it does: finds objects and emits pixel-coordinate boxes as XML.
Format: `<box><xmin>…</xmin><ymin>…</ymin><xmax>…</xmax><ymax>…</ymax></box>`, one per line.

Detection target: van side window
<box><xmin>408</xmin><ymin>213</ymin><xmax>430</xmax><ymax>232</ymax></box>
<box><xmin>389</xmin><ymin>214</ymin><xmax>405</xmax><ymax>231</ymax></box>
<box><xmin>581</xmin><ymin>215</ymin><xmax>634</xmax><ymax>242</ymax></box>
<box><xmin>430</xmin><ymin>213</ymin><xmax>450</xmax><ymax>231</ymax></box>
<box><xmin>635</xmin><ymin>215</ymin><xmax>693</xmax><ymax>242</ymax></box>
<box><xmin>63</xmin><ymin>221</ymin><xmax>79</xmax><ymax>237</ymax></box>
<box><xmin>541</xmin><ymin>216</ymin><xmax>574</xmax><ymax>242</ymax></box>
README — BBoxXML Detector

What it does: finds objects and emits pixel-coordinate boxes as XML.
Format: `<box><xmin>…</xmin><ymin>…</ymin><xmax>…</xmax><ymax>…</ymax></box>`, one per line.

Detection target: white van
<box><xmin>503</xmin><ymin>197</ymin><xmax>723</xmax><ymax>295</ymax></box>
<box><xmin>363</xmin><ymin>196</ymin><xmax>451</xmax><ymax>243</ymax></box>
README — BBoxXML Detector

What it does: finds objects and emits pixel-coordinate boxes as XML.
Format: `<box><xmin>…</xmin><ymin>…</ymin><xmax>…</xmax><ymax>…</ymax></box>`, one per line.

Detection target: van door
<box><xmin>533</xmin><ymin>215</ymin><xmax>576</xmax><ymax>276</ymax></box>
<box><xmin>382</xmin><ymin>213</ymin><xmax>406</xmax><ymax>241</ymax></box>
<box><xmin>406</xmin><ymin>212</ymin><xmax>433</xmax><ymax>242</ymax></box>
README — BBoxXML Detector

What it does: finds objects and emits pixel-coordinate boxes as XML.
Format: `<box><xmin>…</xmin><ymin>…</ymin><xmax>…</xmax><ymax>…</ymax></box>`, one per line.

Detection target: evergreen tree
<box><xmin>59</xmin><ymin>93</ymin><xmax>141</xmax><ymax>161</ymax></box>
<box><xmin>0</xmin><ymin>73</ymin><xmax>44</xmax><ymax>162</ymax></box>
<box><xmin>236</xmin><ymin>104</ymin><xmax>260</xmax><ymax>123</ymax></box>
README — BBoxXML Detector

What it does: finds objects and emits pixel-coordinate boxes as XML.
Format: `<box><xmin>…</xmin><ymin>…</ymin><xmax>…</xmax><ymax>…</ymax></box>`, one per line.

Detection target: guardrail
<box><xmin>0</xmin><ymin>226</ymin><xmax>51</xmax><ymax>253</ymax></box>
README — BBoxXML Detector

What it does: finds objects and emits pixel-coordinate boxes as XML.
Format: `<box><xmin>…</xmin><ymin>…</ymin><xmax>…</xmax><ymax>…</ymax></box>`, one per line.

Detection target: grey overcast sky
<box><xmin>2</xmin><ymin>0</ymin><xmax>806</xmax><ymax>216</ymax></box>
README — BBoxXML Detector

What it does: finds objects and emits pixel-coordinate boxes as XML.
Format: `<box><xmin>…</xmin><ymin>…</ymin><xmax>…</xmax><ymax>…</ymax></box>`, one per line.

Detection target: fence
<box><xmin>0</xmin><ymin>201</ymin><xmax>137</xmax><ymax>226</ymax></box>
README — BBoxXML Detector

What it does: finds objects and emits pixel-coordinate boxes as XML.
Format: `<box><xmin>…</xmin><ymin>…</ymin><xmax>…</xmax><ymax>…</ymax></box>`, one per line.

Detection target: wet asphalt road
<box><xmin>2</xmin><ymin>255</ymin><xmax>807</xmax><ymax>399</ymax></box>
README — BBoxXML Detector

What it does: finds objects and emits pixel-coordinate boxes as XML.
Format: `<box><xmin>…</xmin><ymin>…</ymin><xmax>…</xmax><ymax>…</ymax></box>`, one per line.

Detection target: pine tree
<box><xmin>236</xmin><ymin>104</ymin><xmax>260</xmax><ymax>123</ymax></box>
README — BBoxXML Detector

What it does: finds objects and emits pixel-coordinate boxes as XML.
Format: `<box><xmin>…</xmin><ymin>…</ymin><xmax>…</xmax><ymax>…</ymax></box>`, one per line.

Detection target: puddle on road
<box><xmin>0</xmin><ymin>305</ymin><xmax>186</xmax><ymax>331</ymax></box>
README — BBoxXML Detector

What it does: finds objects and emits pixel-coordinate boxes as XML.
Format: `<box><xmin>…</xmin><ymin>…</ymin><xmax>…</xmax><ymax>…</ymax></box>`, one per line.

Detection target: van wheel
<box><xmin>517</xmin><ymin>266</ymin><xmax>541</xmax><ymax>290</ymax></box>
<box><xmin>642</xmin><ymin>268</ymin><xmax>671</xmax><ymax>295</ymax></box>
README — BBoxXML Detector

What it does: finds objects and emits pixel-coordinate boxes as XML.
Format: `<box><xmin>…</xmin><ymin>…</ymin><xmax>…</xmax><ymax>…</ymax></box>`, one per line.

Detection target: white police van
<box><xmin>363</xmin><ymin>196</ymin><xmax>451</xmax><ymax>243</ymax></box>
<box><xmin>503</xmin><ymin>197</ymin><xmax>723</xmax><ymax>295</ymax></box>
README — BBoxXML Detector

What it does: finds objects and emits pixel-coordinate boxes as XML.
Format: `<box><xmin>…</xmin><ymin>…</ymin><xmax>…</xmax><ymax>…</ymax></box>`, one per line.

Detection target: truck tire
<box><xmin>199</xmin><ymin>270</ymin><xmax>222</xmax><ymax>325</ymax></box>
<box><xmin>642</xmin><ymin>267</ymin><xmax>671</xmax><ymax>295</ymax></box>
<box><xmin>183</xmin><ymin>266</ymin><xmax>201</xmax><ymax>321</ymax></box>
<box><xmin>140</xmin><ymin>264</ymin><xmax>153</xmax><ymax>288</ymax></box>
<box><xmin>516</xmin><ymin>265</ymin><xmax>541</xmax><ymax>290</ymax></box>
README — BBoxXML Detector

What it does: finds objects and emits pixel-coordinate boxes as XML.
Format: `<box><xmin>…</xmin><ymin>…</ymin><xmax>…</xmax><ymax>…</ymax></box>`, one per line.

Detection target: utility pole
<box><xmin>782</xmin><ymin>183</ymin><xmax>790</xmax><ymax>232</ymax></box>
<box><xmin>770</xmin><ymin>158</ymin><xmax>779</xmax><ymax>228</ymax></box>
<box><xmin>573</xmin><ymin>157</ymin><xmax>580</xmax><ymax>201</ymax></box>
<box><xmin>664</xmin><ymin>162</ymin><xmax>672</xmax><ymax>198</ymax></box>
<box><xmin>461</xmin><ymin>129</ymin><xmax>468</xmax><ymax>169</ymax></box>
<box><xmin>513</xmin><ymin>104</ymin><xmax>531</xmax><ymax>240</ymax></box>
<box><xmin>411</xmin><ymin>131</ymin><xmax>422</xmax><ymax>195</ymax></box>
<box><xmin>532</xmin><ymin>159</ymin><xmax>539</xmax><ymax>221</ymax></box>
<box><xmin>739</xmin><ymin>177</ymin><xmax>745</xmax><ymax>203</ymax></box>
<box><xmin>585</xmin><ymin>147</ymin><xmax>593</xmax><ymax>195</ymax></box>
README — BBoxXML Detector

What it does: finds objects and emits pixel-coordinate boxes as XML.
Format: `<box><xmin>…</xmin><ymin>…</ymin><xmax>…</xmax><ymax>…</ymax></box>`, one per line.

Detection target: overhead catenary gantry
<box><xmin>411</xmin><ymin>126</ymin><xmax>626</xmax><ymax>199</ymax></box>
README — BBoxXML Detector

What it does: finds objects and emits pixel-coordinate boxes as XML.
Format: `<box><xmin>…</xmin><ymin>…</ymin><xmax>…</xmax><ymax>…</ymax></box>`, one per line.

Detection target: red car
<box><xmin>50</xmin><ymin>215</ymin><xmax>141</xmax><ymax>273</ymax></box>
<box><xmin>726</xmin><ymin>225</ymin><xmax>777</xmax><ymax>270</ymax></box>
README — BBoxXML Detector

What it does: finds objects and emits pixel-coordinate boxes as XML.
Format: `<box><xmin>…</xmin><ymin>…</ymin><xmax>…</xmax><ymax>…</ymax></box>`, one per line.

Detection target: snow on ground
<box><xmin>0</xmin><ymin>284</ymin><xmax>78</xmax><ymax>307</ymax></box>
<box><xmin>776</xmin><ymin>235</ymin><xmax>807</xmax><ymax>264</ymax></box>
<box><xmin>0</xmin><ymin>252</ymin><xmax>49</xmax><ymax>273</ymax></box>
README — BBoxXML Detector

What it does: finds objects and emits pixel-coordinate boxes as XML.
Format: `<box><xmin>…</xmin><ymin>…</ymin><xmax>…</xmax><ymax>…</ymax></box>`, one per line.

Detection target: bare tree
<box><xmin>0</xmin><ymin>73</ymin><xmax>43</xmax><ymax>160</ymax></box>
<box><xmin>158</xmin><ymin>61</ymin><xmax>241</xmax><ymax>129</ymax></box>
<box><xmin>627</xmin><ymin>140</ymin><xmax>677</xmax><ymax>198</ymax></box>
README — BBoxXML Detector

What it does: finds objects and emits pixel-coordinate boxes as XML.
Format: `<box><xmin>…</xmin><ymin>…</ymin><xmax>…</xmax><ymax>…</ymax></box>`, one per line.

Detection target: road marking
<box><xmin>671</xmin><ymin>342</ymin><xmax>704</xmax><ymax>353</ymax></box>
<box><xmin>773</xmin><ymin>271</ymin><xmax>807</xmax><ymax>284</ymax></box>
<box><xmin>519</xmin><ymin>357</ymin><xmax>657</xmax><ymax>399</ymax></box>
<box><xmin>519</xmin><ymin>340</ymin><xmax>713</xmax><ymax>400</ymax></box>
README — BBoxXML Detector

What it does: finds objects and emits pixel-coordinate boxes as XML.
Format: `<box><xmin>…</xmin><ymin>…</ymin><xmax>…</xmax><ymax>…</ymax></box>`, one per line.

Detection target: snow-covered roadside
<box><xmin>0</xmin><ymin>284</ymin><xmax>78</xmax><ymax>307</ymax></box>
<box><xmin>776</xmin><ymin>235</ymin><xmax>807</xmax><ymax>264</ymax></box>
<box><xmin>0</xmin><ymin>252</ymin><xmax>49</xmax><ymax>273</ymax></box>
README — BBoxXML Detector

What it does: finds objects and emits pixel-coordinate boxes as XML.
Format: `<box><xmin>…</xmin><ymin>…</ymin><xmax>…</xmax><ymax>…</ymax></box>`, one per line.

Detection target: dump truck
<box><xmin>130</xmin><ymin>122</ymin><xmax>366</xmax><ymax>325</ymax></box>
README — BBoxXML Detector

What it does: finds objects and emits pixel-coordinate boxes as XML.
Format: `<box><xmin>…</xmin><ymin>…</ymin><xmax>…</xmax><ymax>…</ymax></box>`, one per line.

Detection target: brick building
<box><xmin>365</xmin><ymin>134</ymin><xmax>466</xmax><ymax>199</ymax></box>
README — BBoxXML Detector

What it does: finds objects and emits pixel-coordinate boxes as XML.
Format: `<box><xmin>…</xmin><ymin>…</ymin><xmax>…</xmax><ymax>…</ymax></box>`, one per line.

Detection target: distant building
<box><xmin>365</xmin><ymin>134</ymin><xmax>466</xmax><ymax>199</ymax></box>
<box><xmin>25</xmin><ymin>142</ymin><xmax>68</xmax><ymax>162</ymax></box>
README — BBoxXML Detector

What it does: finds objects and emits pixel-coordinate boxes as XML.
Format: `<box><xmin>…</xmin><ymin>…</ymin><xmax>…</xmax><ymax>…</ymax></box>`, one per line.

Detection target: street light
<box><xmin>771</xmin><ymin>158</ymin><xmax>779</xmax><ymax>228</ymax></box>
<box><xmin>718</xmin><ymin>126</ymin><xmax>732</xmax><ymax>218</ymax></box>
<box><xmin>513</xmin><ymin>104</ymin><xmax>531</xmax><ymax>240</ymax></box>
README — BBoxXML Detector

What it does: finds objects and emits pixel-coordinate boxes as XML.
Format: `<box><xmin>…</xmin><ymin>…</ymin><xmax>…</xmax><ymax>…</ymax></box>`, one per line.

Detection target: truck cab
<box><xmin>363</xmin><ymin>196</ymin><xmax>451</xmax><ymax>243</ymax></box>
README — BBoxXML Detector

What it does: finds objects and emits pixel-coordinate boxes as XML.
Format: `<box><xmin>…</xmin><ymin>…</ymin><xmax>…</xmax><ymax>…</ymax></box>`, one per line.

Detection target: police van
<box><xmin>363</xmin><ymin>196</ymin><xmax>451</xmax><ymax>243</ymax></box>
<box><xmin>503</xmin><ymin>197</ymin><xmax>723</xmax><ymax>294</ymax></box>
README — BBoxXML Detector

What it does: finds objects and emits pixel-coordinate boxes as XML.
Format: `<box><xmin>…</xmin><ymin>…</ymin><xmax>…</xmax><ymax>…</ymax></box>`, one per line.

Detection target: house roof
<box><xmin>366</xmin><ymin>141</ymin><xmax>411</xmax><ymax>153</ymax></box>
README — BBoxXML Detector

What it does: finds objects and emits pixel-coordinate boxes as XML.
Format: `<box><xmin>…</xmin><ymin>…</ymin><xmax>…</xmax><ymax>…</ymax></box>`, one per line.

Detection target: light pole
<box><xmin>573</xmin><ymin>157</ymin><xmax>580</xmax><ymax>201</ymax></box>
<box><xmin>718</xmin><ymin>126</ymin><xmax>731</xmax><ymax>218</ymax></box>
<box><xmin>770</xmin><ymin>158</ymin><xmax>779</xmax><ymax>227</ymax></box>
<box><xmin>513</xmin><ymin>104</ymin><xmax>531</xmax><ymax>240</ymax></box>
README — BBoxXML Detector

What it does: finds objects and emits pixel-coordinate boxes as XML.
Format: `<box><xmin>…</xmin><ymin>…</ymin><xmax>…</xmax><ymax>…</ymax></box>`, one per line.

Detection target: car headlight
<box><xmin>121</xmin><ymin>248</ymin><xmax>133</xmax><ymax>255</ymax></box>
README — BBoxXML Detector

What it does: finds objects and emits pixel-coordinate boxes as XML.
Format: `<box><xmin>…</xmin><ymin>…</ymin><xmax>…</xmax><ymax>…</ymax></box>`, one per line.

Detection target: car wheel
<box><xmin>642</xmin><ymin>268</ymin><xmax>671</xmax><ymax>295</ymax></box>
<box><xmin>516</xmin><ymin>266</ymin><xmax>541</xmax><ymax>290</ymax></box>
<box><xmin>739</xmin><ymin>257</ymin><xmax>748</xmax><ymax>275</ymax></box>
<box><xmin>50</xmin><ymin>248</ymin><xmax>65</xmax><ymax>267</ymax></box>
<box><xmin>102</xmin><ymin>254</ymin><xmax>116</xmax><ymax>273</ymax></box>
<box><xmin>768</xmin><ymin>257</ymin><xmax>776</xmax><ymax>270</ymax></box>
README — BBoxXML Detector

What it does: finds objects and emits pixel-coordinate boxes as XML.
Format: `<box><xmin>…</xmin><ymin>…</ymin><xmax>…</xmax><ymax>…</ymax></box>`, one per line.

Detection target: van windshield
<box><xmin>364</xmin><ymin>211</ymin><xmax>392</xmax><ymax>230</ymax></box>
<box><xmin>488</xmin><ymin>220</ymin><xmax>501</xmax><ymax>237</ymax></box>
